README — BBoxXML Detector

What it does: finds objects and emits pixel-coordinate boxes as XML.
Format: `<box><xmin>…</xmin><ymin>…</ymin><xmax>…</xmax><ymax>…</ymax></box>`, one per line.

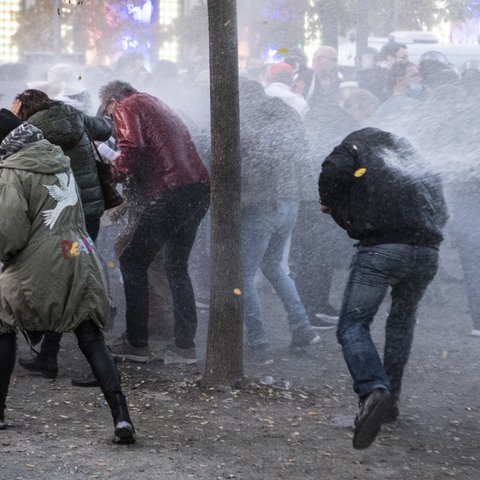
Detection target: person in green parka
<box><xmin>0</xmin><ymin>109</ymin><xmax>135</xmax><ymax>444</ymax></box>
<box><xmin>12</xmin><ymin>88</ymin><xmax>112</xmax><ymax>384</ymax></box>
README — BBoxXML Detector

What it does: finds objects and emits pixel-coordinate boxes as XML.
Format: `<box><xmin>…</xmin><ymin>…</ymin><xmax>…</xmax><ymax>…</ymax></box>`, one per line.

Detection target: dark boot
<box><xmin>75</xmin><ymin>319</ymin><xmax>135</xmax><ymax>444</ymax></box>
<box><xmin>18</xmin><ymin>331</ymin><xmax>61</xmax><ymax>379</ymax></box>
<box><xmin>18</xmin><ymin>354</ymin><xmax>58</xmax><ymax>379</ymax></box>
<box><xmin>71</xmin><ymin>371</ymin><xmax>99</xmax><ymax>388</ymax></box>
<box><xmin>105</xmin><ymin>392</ymin><xmax>136</xmax><ymax>444</ymax></box>
<box><xmin>71</xmin><ymin>352</ymin><xmax>120</xmax><ymax>388</ymax></box>
<box><xmin>0</xmin><ymin>333</ymin><xmax>17</xmax><ymax>429</ymax></box>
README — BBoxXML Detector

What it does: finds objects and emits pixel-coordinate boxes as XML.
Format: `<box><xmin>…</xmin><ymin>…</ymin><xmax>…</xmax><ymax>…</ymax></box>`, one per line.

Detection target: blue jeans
<box><xmin>337</xmin><ymin>243</ymin><xmax>439</xmax><ymax>400</ymax></box>
<box><xmin>447</xmin><ymin>188</ymin><xmax>480</xmax><ymax>330</ymax></box>
<box><xmin>241</xmin><ymin>201</ymin><xmax>310</xmax><ymax>347</ymax></box>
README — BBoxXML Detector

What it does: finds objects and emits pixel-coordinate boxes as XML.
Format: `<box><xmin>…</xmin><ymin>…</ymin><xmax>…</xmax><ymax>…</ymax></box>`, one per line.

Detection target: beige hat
<box><xmin>27</xmin><ymin>63</ymin><xmax>86</xmax><ymax>97</ymax></box>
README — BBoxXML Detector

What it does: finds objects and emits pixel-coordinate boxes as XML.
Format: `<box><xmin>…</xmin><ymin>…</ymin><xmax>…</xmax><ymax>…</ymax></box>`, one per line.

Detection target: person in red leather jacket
<box><xmin>99</xmin><ymin>80</ymin><xmax>210</xmax><ymax>365</ymax></box>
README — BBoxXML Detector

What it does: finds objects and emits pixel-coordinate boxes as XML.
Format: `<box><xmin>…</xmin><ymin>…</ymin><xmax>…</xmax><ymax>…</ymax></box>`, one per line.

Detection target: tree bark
<box><xmin>201</xmin><ymin>0</ymin><xmax>244</xmax><ymax>388</ymax></box>
<box><xmin>355</xmin><ymin>0</ymin><xmax>369</xmax><ymax>68</ymax></box>
<box><xmin>317</xmin><ymin>0</ymin><xmax>339</xmax><ymax>49</ymax></box>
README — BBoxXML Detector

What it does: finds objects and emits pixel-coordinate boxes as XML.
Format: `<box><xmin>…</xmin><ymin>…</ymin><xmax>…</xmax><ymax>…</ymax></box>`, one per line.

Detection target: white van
<box><xmin>406</xmin><ymin>43</ymin><xmax>480</xmax><ymax>69</ymax></box>
<box><xmin>339</xmin><ymin>32</ymin><xmax>480</xmax><ymax>72</ymax></box>
<box><xmin>388</xmin><ymin>31</ymin><xmax>440</xmax><ymax>44</ymax></box>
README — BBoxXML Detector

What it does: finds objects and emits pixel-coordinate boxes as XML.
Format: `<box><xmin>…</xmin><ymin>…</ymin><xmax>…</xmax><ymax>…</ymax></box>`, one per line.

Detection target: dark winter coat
<box><xmin>0</xmin><ymin>124</ymin><xmax>109</xmax><ymax>334</ymax></box>
<box><xmin>319</xmin><ymin>127</ymin><xmax>448</xmax><ymax>248</ymax></box>
<box><xmin>27</xmin><ymin>101</ymin><xmax>112</xmax><ymax>220</ymax></box>
<box><xmin>111</xmin><ymin>91</ymin><xmax>209</xmax><ymax>201</ymax></box>
<box><xmin>239</xmin><ymin>79</ymin><xmax>308</xmax><ymax>207</ymax></box>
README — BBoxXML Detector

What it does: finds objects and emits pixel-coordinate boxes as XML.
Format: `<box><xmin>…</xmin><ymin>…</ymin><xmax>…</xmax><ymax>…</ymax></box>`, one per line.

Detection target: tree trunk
<box><xmin>318</xmin><ymin>0</ymin><xmax>339</xmax><ymax>49</ymax></box>
<box><xmin>201</xmin><ymin>0</ymin><xmax>244</xmax><ymax>388</ymax></box>
<box><xmin>356</xmin><ymin>0</ymin><xmax>369</xmax><ymax>69</ymax></box>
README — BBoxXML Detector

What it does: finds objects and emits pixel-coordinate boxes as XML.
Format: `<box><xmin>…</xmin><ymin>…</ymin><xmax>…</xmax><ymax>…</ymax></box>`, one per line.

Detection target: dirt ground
<box><xmin>1</xmin><ymin>225</ymin><xmax>479</xmax><ymax>480</ymax></box>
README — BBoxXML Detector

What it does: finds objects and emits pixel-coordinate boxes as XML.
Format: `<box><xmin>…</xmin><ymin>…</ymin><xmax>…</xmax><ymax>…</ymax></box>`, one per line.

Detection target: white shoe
<box><xmin>471</xmin><ymin>329</ymin><xmax>480</xmax><ymax>337</ymax></box>
<box><xmin>314</xmin><ymin>312</ymin><xmax>339</xmax><ymax>323</ymax></box>
<box><xmin>164</xmin><ymin>344</ymin><xmax>198</xmax><ymax>365</ymax></box>
<box><xmin>195</xmin><ymin>301</ymin><xmax>209</xmax><ymax>310</ymax></box>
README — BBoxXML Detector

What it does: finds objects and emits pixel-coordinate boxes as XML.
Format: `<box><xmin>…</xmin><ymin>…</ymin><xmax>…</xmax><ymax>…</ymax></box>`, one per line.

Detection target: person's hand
<box><xmin>10</xmin><ymin>99</ymin><xmax>21</xmax><ymax>117</ymax></box>
<box><xmin>320</xmin><ymin>204</ymin><xmax>331</xmax><ymax>214</ymax></box>
<box><xmin>106</xmin><ymin>201</ymin><xmax>127</xmax><ymax>223</ymax></box>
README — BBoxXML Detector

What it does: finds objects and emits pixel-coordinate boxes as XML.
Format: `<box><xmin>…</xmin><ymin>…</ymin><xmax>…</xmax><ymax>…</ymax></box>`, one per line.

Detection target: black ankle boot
<box><xmin>18</xmin><ymin>355</ymin><xmax>58</xmax><ymax>379</ymax></box>
<box><xmin>105</xmin><ymin>392</ymin><xmax>135</xmax><ymax>444</ymax></box>
<box><xmin>0</xmin><ymin>405</ymin><xmax>5</xmax><ymax>430</ymax></box>
<box><xmin>0</xmin><ymin>332</ymin><xmax>16</xmax><ymax>430</ymax></box>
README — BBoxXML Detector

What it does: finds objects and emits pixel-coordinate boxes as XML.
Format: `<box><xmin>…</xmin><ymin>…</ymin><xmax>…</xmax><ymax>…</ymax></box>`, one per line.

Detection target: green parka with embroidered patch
<box><xmin>0</xmin><ymin>124</ymin><xmax>109</xmax><ymax>334</ymax></box>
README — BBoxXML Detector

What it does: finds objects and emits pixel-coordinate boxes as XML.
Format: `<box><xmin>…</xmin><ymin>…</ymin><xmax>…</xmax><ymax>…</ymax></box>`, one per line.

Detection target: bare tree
<box><xmin>317</xmin><ymin>0</ymin><xmax>340</xmax><ymax>48</ymax></box>
<box><xmin>356</xmin><ymin>0</ymin><xmax>370</xmax><ymax>68</ymax></box>
<box><xmin>201</xmin><ymin>0</ymin><xmax>244</xmax><ymax>388</ymax></box>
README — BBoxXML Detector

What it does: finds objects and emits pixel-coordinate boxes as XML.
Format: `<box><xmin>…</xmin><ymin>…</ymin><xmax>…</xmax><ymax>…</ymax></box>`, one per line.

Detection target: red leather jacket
<box><xmin>111</xmin><ymin>92</ymin><xmax>209</xmax><ymax>200</ymax></box>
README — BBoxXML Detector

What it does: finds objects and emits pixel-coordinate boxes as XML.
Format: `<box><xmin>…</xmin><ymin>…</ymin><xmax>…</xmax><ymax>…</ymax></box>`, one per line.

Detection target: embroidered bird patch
<box><xmin>42</xmin><ymin>172</ymin><xmax>78</xmax><ymax>229</ymax></box>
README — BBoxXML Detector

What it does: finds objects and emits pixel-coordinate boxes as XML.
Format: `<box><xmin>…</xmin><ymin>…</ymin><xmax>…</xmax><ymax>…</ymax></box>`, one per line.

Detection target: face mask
<box><xmin>409</xmin><ymin>83</ymin><xmax>423</xmax><ymax>94</ymax></box>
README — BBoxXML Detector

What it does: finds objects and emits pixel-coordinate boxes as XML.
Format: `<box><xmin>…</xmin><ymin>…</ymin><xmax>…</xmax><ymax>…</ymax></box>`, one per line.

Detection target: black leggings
<box><xmin>0</xmin><ymin>333</ymin><xmax>16</xmax><ymax>420</ymax></box>
<box><xmin>74</xmin><ymin>319</ymin><xmax>121</xmax><ymax>398</ymax></box>
<box><xmin>0</xmin><ymin>320</ymin><xmax>121</xmax><ymax>420</ymax></box>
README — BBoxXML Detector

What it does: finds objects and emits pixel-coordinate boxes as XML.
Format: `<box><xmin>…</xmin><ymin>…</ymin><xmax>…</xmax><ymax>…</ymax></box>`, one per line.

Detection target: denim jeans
<box><xmin>289</xmin><ymin>200</ymin><xmax>353</xmax><ymax>317</ymax></box>
<box><xmin>241</xmin><ymin>200</ymin><xmax>310</xmax><ymax>347</ymax></box>
<box><xmin>120</xmin><ymin>182</ymin><xmax>210</xmax><ymax>349</ymax></box>
<box><xmin>447</xmin><ymin>188</ymin><xmax>480</xmax><ymax>330</ymax></box>
<box><xmin>337</xmin><ymin>243</ymin><xmax>439</xmax><ymax>400</ymax></box>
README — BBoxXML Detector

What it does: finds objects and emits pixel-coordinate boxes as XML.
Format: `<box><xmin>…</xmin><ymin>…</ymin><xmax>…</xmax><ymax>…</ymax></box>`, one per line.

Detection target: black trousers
<box><xmin>1</xmin><ymin>319</ymin><xmax>122</xmax><ymax>420</ymax></box>
<box><xmin>121</xmin><ymin>182</ymin><xmax>210</xmax><ymax>349</ymax></box>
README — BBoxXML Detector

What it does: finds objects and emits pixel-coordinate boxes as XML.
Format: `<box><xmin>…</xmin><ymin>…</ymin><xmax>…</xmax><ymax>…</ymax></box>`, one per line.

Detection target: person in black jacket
<box><xmin>319</xmin><ymin>127</ymin><xmax>448</xmax><ymax>450</ymax></box>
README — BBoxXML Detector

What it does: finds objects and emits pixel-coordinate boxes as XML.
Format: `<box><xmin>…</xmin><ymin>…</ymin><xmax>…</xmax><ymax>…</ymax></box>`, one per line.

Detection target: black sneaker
<box><xmin>18</xmin><ymin>355</ymin><xmax>58</xmax><ymax>379</ymax></box>
<box><xmin>290</xmin><ymin>326</ymin><xmax>321</xmax><ymax>350</ymax></box>
<box><xmin>245</xmin><ymin>344</ymin><xmax>274</xmax><ymax>365</ymax></box>
<box><xmin>353</xmin><ymin>388</ymin><xmax>394</xmax><ymax>449</ymax></box>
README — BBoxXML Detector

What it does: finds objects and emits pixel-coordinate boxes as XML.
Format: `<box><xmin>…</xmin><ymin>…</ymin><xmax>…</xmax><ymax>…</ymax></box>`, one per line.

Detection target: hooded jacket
<box><xmin>0</xmin><ymin>123</ymin><xmax>109</xmax><ymax>334</ymax></box>
<box><xmin>27</xmin><ymin>101</ymin><xmax>112</xmax><ymax>220</ymax></box>
<box><xmin>319</xmin><ymin>127</ymin><xmax>448</xmax><ymax>248</ymax></box>
<box><xmin>111</xmin><ymin>91</ymin><xmax>209</xmax><ymax>201</ymax></box>
<box><xmin>239</xmin><ymin>79</ymin><xmax>308</xmax><ymax>208</ymax></box>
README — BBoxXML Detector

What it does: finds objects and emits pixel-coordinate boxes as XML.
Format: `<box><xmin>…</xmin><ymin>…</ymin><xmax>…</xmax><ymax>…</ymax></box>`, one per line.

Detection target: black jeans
<box><xmin>120</xmin><ymin>182</ymin><xmax>210</xmax><ymax>349</ymax></box>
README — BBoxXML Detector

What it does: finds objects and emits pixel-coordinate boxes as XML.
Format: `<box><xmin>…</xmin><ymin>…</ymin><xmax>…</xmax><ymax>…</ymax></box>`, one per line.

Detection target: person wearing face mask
<box><xmin>356</xmin><ymin>42</ymin><xmax>409</xmax><ymax>102</ymax></box>
<box><xmin>366</xmin><ymin>60</ymin><xmax>424</xmax><ymax>139</ymax></box>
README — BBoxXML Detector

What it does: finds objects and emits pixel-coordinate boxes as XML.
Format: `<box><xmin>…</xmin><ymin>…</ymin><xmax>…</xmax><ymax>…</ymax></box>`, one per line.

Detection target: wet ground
<box><xmin>1</xmin><ymin>222</ymin><xmax>479</xmax><ymax>479</ymax></box>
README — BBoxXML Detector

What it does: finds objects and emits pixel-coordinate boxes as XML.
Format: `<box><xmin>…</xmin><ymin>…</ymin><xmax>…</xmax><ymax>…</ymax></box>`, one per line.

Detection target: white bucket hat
<box><xmin>27</xmin><ymin>63</ymin><xmax>86</xmax><ymax>97</ymax></box>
